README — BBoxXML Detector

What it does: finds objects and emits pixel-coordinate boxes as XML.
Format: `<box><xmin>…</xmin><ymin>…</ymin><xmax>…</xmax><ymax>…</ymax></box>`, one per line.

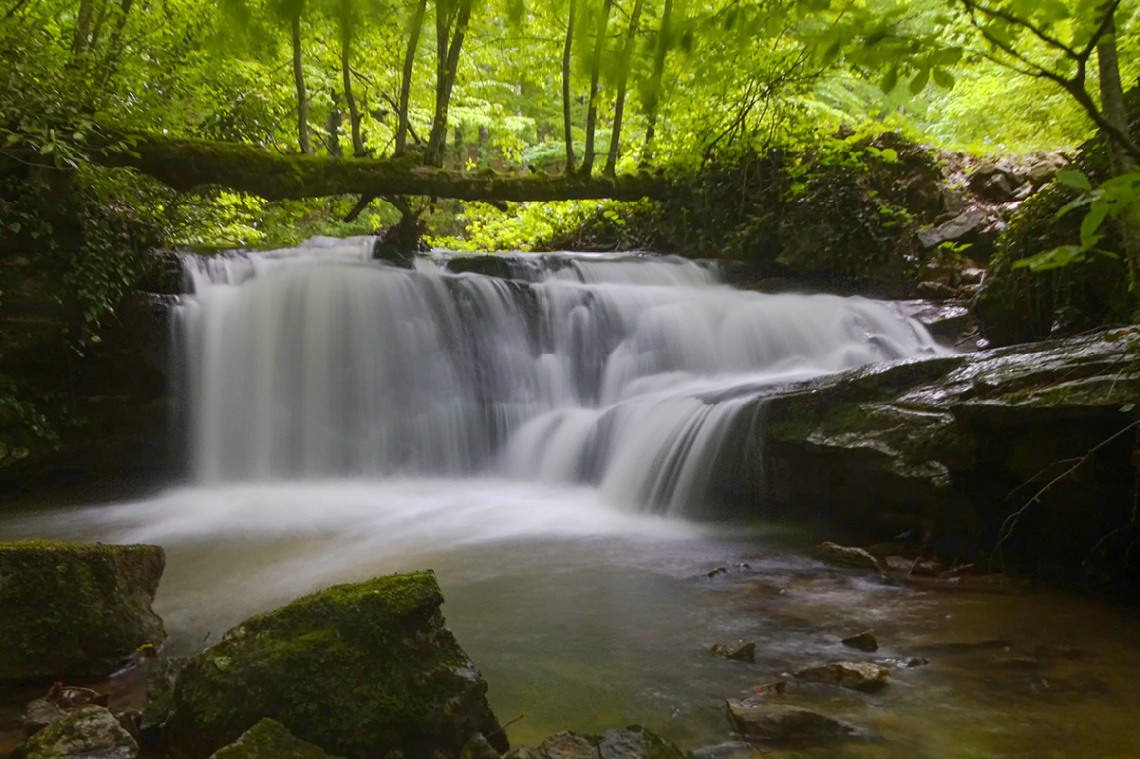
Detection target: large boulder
<box><xmin>704</xmin><ymin>329</ymin><xmax>1140</xmax><ymax>586</ymax></box>
<box><xmin>13</xmin><ymin>705</ymin><xmax>138</xmax><ymax>759</ymax></box>
<box><xmin>158</xmin><ymin>570</ymin><xmax>506</xmax><ymax>759</ymax></box>
<box><xmin>508</xmin><ymin>727</ymin><xmax>686</xmax><ymax>759</ymax></box>
<box><xmin>0</xmin><ymin>541</ymin><xmax>166</xmax><ymax>683</ymax></box>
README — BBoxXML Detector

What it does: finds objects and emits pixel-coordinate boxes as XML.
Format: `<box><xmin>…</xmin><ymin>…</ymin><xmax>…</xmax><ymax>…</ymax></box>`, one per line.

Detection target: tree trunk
<box><xmin>88</xmin><ymin>132</ymin><xmax>675</xmax><ymax>202</ymax></box>
<box><xmin>340</xmin><ymin>8</ymin><xmax>365</xmax><ymax>156</ymax></box>
<box><xmin>326</xmin><ymin>93</ymin><xmax>343</xmax><ymax>157</ymax></box>
<box><xmin>1096</xmin><ymin>7</ymin><xmax>1140</xmax><ymax>295</ymax></box>
<box><xmin>292</xmin><ymin>12</ymin><xmax>312</xmax><ymax>154</ymax></box>
<box><xmin>641</xmin><ymin>0</ymin><xmax>672</xmax><ymax>167</ymax></box>
<box><xmin>604</xmin><ymin>0</ymin><xmax>643</xmax><ymax>177</ymax></box>
<box><xmin>579</xmin><ymin>0</ymin><xmax>613</xmax><ymax>177</ymax></box>
<box><xmin>73</xmin><ymin>0</ymin><xmax>94</xmax><ymax>55</ymax></box>
<box><xmin>426</xmin><ymin>0</ymin><xmax>472</xmax><ymax>167</ymax></box>
<box><xmin>396</xmin><ymin>0</ymin><xmax>428</xmax><ymax>154</ymax></box>
<box><xmin>562</xmin><ymin>0</ymin><xmax>578</xmax><ymax>174</ymax></box>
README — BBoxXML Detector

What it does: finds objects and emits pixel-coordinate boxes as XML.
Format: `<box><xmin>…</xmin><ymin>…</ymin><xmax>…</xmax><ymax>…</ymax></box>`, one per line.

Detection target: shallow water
<box><xmin>3</xmin><ymin>479</ymin><xmax>1139</xmax><ymax>757</ymax></box>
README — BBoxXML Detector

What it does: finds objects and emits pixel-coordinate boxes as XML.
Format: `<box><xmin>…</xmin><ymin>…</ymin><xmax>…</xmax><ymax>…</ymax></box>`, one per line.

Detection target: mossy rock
<box><xmin>13</xmin><ymin>704</ymin><xmax>138</xmax><ymax>759</ymax></box>
<box><xmin>160</xmin><ymin>570</ymin><xmax>506</xmax><ymax>759</ymax></box>
<box><xmin>519</xmin><ymin>727</ymin><xmax>686</xmax><ymax>759</ymax></box>
<box><xmin>207</xmin><ymin>719</ymin><xmax>342</xmax><ymax>759</ymax></box>
<box><xmin>0</xmin><ymin>541</ymin><xmax>166</xmax><ymax>683</ymax></box>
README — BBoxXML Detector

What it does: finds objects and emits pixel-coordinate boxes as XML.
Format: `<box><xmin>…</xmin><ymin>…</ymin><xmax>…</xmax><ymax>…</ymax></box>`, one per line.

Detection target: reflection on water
<box><xmin>2</xmin><ymin>479</ymin><xmax>1140</xmax><ymax>757</ymax></box>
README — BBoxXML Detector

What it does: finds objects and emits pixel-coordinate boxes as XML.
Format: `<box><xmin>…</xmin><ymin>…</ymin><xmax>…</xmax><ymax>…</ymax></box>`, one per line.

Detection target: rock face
<box><xmin>207</xmin><ymin>719</ymin><xmax>342</xmax><ymax>759</ymax></box>
<box><xmin>706</xmin><ymin>329</ymin><xmax>1140</xmax><ymax>586</ymax></box>
<box><xmin>724</xmin><ymin>701</ymin><xmax>858</xmax><ymax>745</ymax></box>
<box><xmin>158</xmin><ymin>571</ymin><xmax>506</xmax><ymax>759</ymax></box>
<box><xmin>0</xmin><ymin>541</ymin><xmax>166</xmax><ymax>683</ymax></box>
<box><xmin>13</xmin><ymin>705</ymin><xmax>138</xmax><ymax>759</ymax></box>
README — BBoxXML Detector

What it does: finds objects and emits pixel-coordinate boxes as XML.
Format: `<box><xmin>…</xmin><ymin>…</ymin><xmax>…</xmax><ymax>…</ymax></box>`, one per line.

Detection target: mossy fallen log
<box><xmin>92</xmin><ymin>134</ymin><xmax>675</xmax><ymax>202</ymax></box>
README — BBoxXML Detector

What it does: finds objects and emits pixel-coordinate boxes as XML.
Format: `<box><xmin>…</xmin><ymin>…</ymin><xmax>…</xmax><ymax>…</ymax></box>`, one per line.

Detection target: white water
<box><xmin>176</xmin><ymin>239</ymin><xmax>945</xmax><ymax>512</ymax></box>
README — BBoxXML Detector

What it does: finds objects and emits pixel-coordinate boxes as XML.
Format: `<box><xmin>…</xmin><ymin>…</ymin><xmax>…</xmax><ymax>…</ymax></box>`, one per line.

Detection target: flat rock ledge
<box><xmin>0</xmin><ymin>541</ymin><xmax>166</xmax><ymax>683</ymax></box>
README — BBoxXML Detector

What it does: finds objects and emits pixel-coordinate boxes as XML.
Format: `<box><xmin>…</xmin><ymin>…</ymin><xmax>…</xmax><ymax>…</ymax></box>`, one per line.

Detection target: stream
<box><xmin>2</xmin><ymin>241</ymin><xmax>1139</xmax><ymax>757</ymax></box>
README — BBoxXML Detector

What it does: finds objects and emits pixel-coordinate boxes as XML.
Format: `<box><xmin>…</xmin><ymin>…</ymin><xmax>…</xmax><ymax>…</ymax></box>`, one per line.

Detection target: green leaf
<box><xmin>909</xmin><ymin>68</ymin><xmax>930</xmax><ymax>94</ymax></box>
<box><xmin>1079</xmin><ymin>203</ymin><xmax>1109</xmax><ymax>249</ymax></box>
<box><xmin>880</xmin><ymin>65</ymin><xmax>898</xmax><ymax>94</ymax></box>
<box><xmin>932</xmin><ymin>67</ymin><xmax>955</xmax><ymax>88</ymax></box>
<box><xmin>879</xmin><ymin>148</ymin><xmax>898</xmax><ymax>163</ymax></box>
<box><xmin>1055</xmin><ymin>169</ymin><xmax>1092</xmax><ymax>192</ymax></box>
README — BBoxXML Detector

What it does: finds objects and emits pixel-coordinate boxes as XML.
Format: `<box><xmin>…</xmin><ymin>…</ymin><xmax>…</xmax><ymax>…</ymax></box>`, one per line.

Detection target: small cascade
<box><xmin>175</xmin><ymin>240</ymin><xmax>946</xmax><ymax>511</ymax></box>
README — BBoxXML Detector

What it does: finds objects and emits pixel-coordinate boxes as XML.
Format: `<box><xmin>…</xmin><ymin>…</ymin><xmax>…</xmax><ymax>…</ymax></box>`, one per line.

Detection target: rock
<box><xmin>916</xmin><ymin>208</ymin><xmax>988</xmax><ymax>248</ymax></box>
<box><xmin>841</xmin><ymin>630</ymin><xmax>878</xmax><ymax>653</ymax></box>
<box><xmin>535</xmin><ymin>733</ymin><xmax>595</xmax><ymax>759</ymax></box>
<box><xmin>502</xmin><ymin>749</ymin><xmax>543</xmax><ymax>759</ymax></box>
<box><xmin>812</xmin><ymin>542</ymin><xmax>881</xmax><ymax>571</ymax></box>
<box><xmin>710</xmin><ymin>641</ymin><xmax>756</xmax><ymax>662</ymax></box>
<box><xmin>159</xmin><ymin>571</ymin><xmax>506</xmax><ymax>759</ymax></box>
<box><xmin>1025</xmin><ymin>153</ymin><xmax>1067</xmax><ymax>186</ymax></box>
<box><xmin>724</xmin><ymin>700</ymin><xmax>859</xmax><ymax>745</ymax></box>
<box><xmin>0</xmin><ymin>542</ymin><xmax>167</xmax><ymax>683</ymax></box>
<box><xmin>446</xmin><ymin>255</ymin><xmax>518</xmax><ymax>279</ymax></box>
<box><xmin>522</xmin><ymin>727</ymin><xmax>685</xmax><ymax>759</ymax></box>
<box><xmin>916</xmin><ymin>280</ymin><xmax>960</xmax><ymax>299</ymax></box>
<box><xmin>875</xmin><ymin>657</ymin><xmax>929</xmax><ymax>669</ymax></box>
<box><xmin>460</xmin><ymin>733</ymin><xmax>502</xmax><ymax>759</ymax></box>
<box><xmin>689</xmin><ymin>742</ymin><xmax>763</xmax><ymax>759</ymax></box>
<box><xmin>23</xmin><ymin>699</ymin><xmax>67</xmax><ymax>737</ymax></box>
<box><xmin>13</xmin><ymin>705</ymin><xmax>138</xmax><ymax>759</ymax></box>
<box><xmin>883</xmin><ymin>555</ymin><xmax>941</xmax><ymax>576</ymax></box>
<box><xmin>140</xmin><ymin>656</ymin><xmax>188</xmax><ymax>739</ymax></box>
<box><xmin>207</xmin><ymin>719</ymin><xmax>342</xmax><ymax>759</ymax></box>
<box><xmin>793</xmin><ymin>661</ymin><xmax>891</xmax><ymax>691</ymax></box>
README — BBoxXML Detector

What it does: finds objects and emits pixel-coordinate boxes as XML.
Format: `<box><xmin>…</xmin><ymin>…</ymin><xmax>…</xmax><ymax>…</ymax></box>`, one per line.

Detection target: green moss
<box><xmin>163</xmin><ymin>571</ymin><xmax>504</xmax><ymax>759</ymax></box>
<box><xmin>0</xmin><ymin>541</ymin><xmax>166</xmax><ymax>683</ymax></box>
<box><xmin>208</xmin><ymin>719</ymin><xmax>343</xmax><ymax>759</ymax></box>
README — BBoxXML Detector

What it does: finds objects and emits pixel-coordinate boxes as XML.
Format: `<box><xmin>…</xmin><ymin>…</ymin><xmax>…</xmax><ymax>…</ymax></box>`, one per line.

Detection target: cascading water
<box><xmin>175</xmin><ymin>237</ymin><xmax>946</xmax><ymax>512</ymax></box>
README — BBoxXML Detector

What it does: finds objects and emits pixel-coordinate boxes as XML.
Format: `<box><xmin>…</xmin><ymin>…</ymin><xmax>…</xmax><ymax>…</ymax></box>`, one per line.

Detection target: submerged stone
<box><xmin>13</xmin><ymin>705</ymin><xmax>138</xmax><ymax>759</ymax></box>
<box><xmin>793</xmin><ymin>661</ymin><xmax>891</xmax><ymax>691</ymax></box>
<box><xmin>159</xmin><ymin>570</ymin><xmax>506</xmax><ymax>759</ymax></box>
<box><xmin>724</xmin><ymin>700</ymin><xmax>859</xmax><ymax>745</ymax></box>
<box><xmin>207</xmin><ymin>719</ymin><xmax>342</xmax><ymax>759</ymax></box>
<box><xmin>840</xmin><ymin>630</ymin><xmax>879</xmax><ymax>653</ymax></box>
<box><xmin>0</xmin><ymin>541</ymin><xmax>166</xmax><ymax>683</ymax></box>
<box><xmin>710</xmin><ymin>641</ymin><xmax>756</xmax><ymax>662</ymax></box>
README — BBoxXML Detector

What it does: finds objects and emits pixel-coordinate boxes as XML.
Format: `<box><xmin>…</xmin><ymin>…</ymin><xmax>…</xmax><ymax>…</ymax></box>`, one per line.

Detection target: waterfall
<box><xmin>175</xmin><ymin>239</ymin><xmax>946</xmax><ymax>511</ymax></box>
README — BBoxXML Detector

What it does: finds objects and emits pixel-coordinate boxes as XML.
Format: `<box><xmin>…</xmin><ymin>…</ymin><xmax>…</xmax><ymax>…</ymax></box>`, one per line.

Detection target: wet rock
<box><xmin>813</xmin><ymin>542</ymin><xmax>881</xmax><ymax>571</ymax></box>
<box><xmin>841</xmin><ymin>630</ymin><xmax>878</xmax><ymax>653</ymax></box>
<box><xmin>917</xmin><ymin>280</ymin><xmax>960</xmax><ymax>299</ymax></box>
<box><xmin>0</xmin><ymin>542</ymin><xmax>167</xmax><ymax>683</ymax></box>
<box><xmin>207</xmin><ymin>719</ymin><xmax>342</xmax><ymax>759</ymax></box>
<box><xmin>447</xmin><ymin>255</ymin><xmax>517</xmax><ymax>280</ymax></box>
<box><xmin>460</xmin><ymin>733</ymin><xmax>502</xmax><ymax>759</ymax></box>
<box><xmin>13</xmin><ymin>705</ymin><xmax>138</xmax><ymax>759</ymax></box>
<box><xmin>523</xmin><ymin>727</ymin><xmax>684</xmax><ymax>759</ymax></box>
<box><xmin>140</xmin><ymin>657</ymin><xmax>188</xmax><ymax>739</ymax></box>
<box><xmin>875</xmin><ymin>657</ymin><xmax>929</xmax><ymax>669</ymax></box>
<box><xmin>706</xmin><ymin>566</ymin><xmax>728</xmax><ymax>578</ymax></box>
<box><xmin>710</xmin><ymin>641</ymin><xmax>756</xmax><ymax>662</ymax></box>
<box><xmin>793</xmin><ymin>661</ymin><xmax>891</xmax><ymax>691</ymax></box>
<box><xmin>916</xmin><ymin>208</ymin><xmax>988</xmax><ymax>248</ymax></box>
<box><xmin>159</xmin><ymin>571</ymin><xmax>506</xmax><ymax>759</ymax></box>
<box><xmin>883</xmin><ymin>555</ymin><xmax>941</xmax><ymax>576</ymax></box>
<box><xmin>724</xmin><ymin>700</ymin><xmax>859</xmax><ymax>745</ymax></box>
<box><xmin>23</xmin><ymin>699</ymin><xmax>66</xmax><ymax>737</ymax></box>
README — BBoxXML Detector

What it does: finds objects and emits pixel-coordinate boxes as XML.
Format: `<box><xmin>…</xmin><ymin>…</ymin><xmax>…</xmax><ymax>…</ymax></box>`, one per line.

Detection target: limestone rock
<box><xmin>840</xmin><ymin>630</ymin><xmax>878</xmax><ymax>653</ymax></box>
<box><xmin>159</xmin><ymin>571</ymin><xmax>506</xmax><ymax>759</ymax></box>
<box><xmin>793</xmin><ymin>661</ymin><xmax>891</xmax><ymax>691</ymax></box>
<box><xmin>0</xmin><ymin>541</ymin><xmax>166</xmax><ymax>683</ymax></box>
<box><xmin>207</xmin><ymin>719</ymin><xmax>343</xmax><ymax>759</ymax></box>
<box><xmin>710</xmin><ymin>641</ymin><xmax>756</xmax><ymax>662</ymax></box>
<box><xmin>724</xmin><ymin>700</ymin><xmax>858</xmax><ymax>745</ymax></box>
<box><xmin>812</xmin><ymin>542</ymin><xmax>881</xmax><ymax>571</ymax></box>
<box><xmin>13</xmin><ymin>705</ymin><xmax>138</xmax><ymax>759</ymax></box>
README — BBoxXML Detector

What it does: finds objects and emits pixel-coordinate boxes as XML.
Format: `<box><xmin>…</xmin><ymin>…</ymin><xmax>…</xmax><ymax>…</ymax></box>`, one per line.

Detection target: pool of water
<box><xmin>2</xmin><ymin>479</ymin><xmax>1139</xmax><ymax>757</ymax></box>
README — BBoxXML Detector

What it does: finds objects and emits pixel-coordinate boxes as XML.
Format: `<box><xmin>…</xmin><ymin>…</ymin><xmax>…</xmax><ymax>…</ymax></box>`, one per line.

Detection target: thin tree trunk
<box><xmin>1096</xmin><ymin>7</ymin><xmax>1140</xmax><ymax>295</ymax></box>
<box><xmin>604</xmin><ymin>0</ymin><xmax>643</xmax><ymax>177</ymax></box>
<box><xmin>340</xmin><ymin>3</ymin><xmax>365</xmax><ymax>156</ymax></box>
<box><xmin>562</xmin><ymin>0</ymin><xmax>578</xmax><ymax>174</ymax></box>
<box><xmin>396</xmin><ymin>0</ymin><xmax>428</xmax><ymax>154</ymax></box>
<box><xmin>292</xmin><ymin>12</ymin><xmax>312</xmax><ymax>154</ymax></box>
<box><xmin>326</xmin><ymin>93</ymin><xmax>343</xmax><ymax>157</ymax></box>
<box><xmin>73</xmin><ymin>0</ymin><xmax>94</xmax><ymax>54</ymax></box>
<box><xmin>641</xmin><ymin>0</ymin><xmax>672</xmax><ymax>167</ymax></box>
<box><xmin>579</xmin><ymin>0</ymin><xmax>613</xmax><ymax>177</ymax></box>
<box><xmin>426</xmin><ymin>0</ymin><xmax>472</xmax><ymax>167</ymax></box>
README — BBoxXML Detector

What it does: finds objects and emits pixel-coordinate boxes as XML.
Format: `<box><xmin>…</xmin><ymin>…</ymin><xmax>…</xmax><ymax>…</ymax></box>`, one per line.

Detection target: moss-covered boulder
<box><xmin>206</xmin><ymin>719</ymin><xmax>342</xmax><ymax>759</ymax></box>
<box><xmin>0</xmin><ymin>541</ymin><xmax>166</xmax><ymax>683</ymax></box>
<box><xmin>13</xmin><ymin>705</ymin><xmax>138</xmax><ymax>759</ymax></box>
<box><xmin>159</xmin><ymin>570</ymin><xmax>506</xmax><ymax>759</ymax></box>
